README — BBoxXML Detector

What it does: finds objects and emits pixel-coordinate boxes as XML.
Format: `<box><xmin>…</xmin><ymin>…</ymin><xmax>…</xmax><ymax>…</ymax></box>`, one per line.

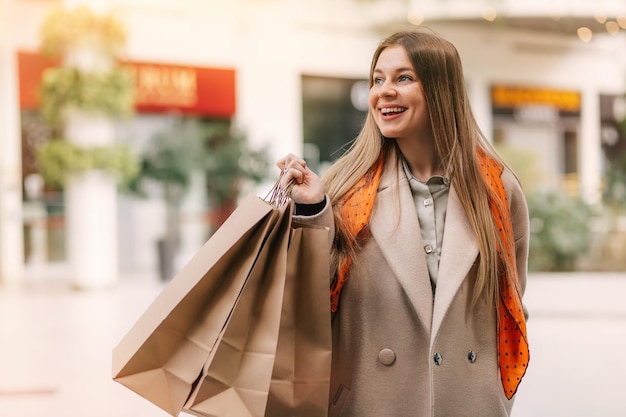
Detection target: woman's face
<box><xmin>368</xmin><ymin>45</ymin><xmax>431</xmax><ymax>142</ymax></box>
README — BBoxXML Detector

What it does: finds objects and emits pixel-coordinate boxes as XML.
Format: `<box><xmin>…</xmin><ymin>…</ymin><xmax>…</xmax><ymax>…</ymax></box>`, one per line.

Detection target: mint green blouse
<box><xmin>402</xmin><ymin>159</ymin><xmax>450</xmax><ymax>292</ymax></box>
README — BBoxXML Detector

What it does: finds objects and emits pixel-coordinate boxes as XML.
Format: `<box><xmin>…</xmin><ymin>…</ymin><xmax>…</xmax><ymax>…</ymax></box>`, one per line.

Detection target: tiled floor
<box><xmin>0</xmin><ymin>274</ymin><xmax>172</xmax><ymax>417</ymax></box>
<box><xmin>0</xmin><ymin>271</ymin><xmax>625</xmax><ymax>417</ymax></box>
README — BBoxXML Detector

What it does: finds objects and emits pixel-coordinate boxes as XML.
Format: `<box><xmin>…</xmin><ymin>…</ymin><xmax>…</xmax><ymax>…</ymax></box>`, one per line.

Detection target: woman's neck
<box><xmin>395</xmin><ymin>137</ymin><xmax>443</xmax><ymax>181</ymax></box>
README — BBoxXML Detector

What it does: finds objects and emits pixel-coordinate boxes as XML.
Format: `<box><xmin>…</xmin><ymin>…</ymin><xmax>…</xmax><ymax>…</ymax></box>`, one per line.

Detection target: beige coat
<box><xmin>295</xmin><ymin>155</ymin><xmax>529</xmax><ymax>417</ymax></box>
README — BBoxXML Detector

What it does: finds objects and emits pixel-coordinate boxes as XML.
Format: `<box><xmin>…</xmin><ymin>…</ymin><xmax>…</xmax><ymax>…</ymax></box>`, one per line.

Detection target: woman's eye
<box><xmin>399</xmin><ymin>75</ymin><xmax>413</xmax><ymax>82</ymax></box>
<box><xmin>373</xmin><ymin>77</ymin><xmax>384</xmax><ymax>84</ymax></box>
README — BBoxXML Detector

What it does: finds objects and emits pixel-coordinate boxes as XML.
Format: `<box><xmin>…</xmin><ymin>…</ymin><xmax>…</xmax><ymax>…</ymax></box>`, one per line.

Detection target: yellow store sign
<box><xmin>492</xmin><ymin>85</ymin><xmax>581</xmax><ymax>113</ymax></box>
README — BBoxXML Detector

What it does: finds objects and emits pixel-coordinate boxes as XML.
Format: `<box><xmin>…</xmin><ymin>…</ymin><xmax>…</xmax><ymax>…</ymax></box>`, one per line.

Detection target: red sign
<box><xmin>18</xmin><ymin>52</ymin><xmax>59</xmax><ymax>111</ymax></box>
<box><xmin>17</xmin><ymin>51</ymin><xmax>236</xmax><ymax>117</ymax></box>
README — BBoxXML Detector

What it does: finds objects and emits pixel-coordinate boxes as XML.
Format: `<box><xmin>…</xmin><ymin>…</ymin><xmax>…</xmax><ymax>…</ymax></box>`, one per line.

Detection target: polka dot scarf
<box><xmin>330</xmin><ymin>149</ymin><xmax>529</xmax><ymax>400</ymax></box>
<box><xmin>477</xmin><ymin>148</ymin><xmax>529</xmax><ymax>399</ymax></box>
<box><xmin>330</xmin><ymin>153</ymin><xmax>385</xmax><ymax>313</ymax></box>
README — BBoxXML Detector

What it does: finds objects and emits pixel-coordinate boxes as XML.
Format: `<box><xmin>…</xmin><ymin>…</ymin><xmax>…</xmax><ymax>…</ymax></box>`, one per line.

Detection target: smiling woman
<box><xmin>369</xmin><ymin>44</ymin><xmax>434</xmax><ymax>178</ymax></box>
<box><xmin>276</xmin><ymin>29</ymin><xmax>530</xmax><ymax>417</ymax></box>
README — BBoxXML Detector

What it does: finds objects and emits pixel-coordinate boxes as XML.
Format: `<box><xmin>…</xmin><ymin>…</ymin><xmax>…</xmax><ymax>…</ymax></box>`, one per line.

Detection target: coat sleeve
<box><xmin>502</xmin><ymin>168</ymin><xmax>531</xmax><ymax>321</ymax></box>
<box><xmin>291</xmin><ymin>195</ymin><xmax>335</xmax><ymax>249</ymax></box>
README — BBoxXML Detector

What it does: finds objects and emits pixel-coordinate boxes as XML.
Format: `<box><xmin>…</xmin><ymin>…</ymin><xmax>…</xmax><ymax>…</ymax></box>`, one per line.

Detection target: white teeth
<box><xmin>381</xmin><ymin>107</ymin><xmax>405</xmax><ymax>114</ymax></box>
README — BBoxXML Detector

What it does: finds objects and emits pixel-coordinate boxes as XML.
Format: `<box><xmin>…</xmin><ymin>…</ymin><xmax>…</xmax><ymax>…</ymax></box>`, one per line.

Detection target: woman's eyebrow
<box><xmin>373</xmin><ymin>67</ymin><xmax>415</xmax><ymax>73</ymax></box>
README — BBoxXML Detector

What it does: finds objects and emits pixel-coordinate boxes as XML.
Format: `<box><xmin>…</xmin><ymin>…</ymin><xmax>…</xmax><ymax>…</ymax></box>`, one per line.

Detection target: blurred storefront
<box><xmin>491</xmin><ymin>84</ymin><xmax>582</xmax><ymax>193</ymax></box>
<box><xmin>2</xmin><ymin>0</ymin><xmax>626</xmax><ymax>284</ymax></box>
<box><xmin>17</xmin><ymin>51</ymin><xmax>237</xmax><ymax>275</ymax></box>
<box><xmin>301</xmin><ymin>75</ymin><xmax>369</xmax><ymax>173</ymax></box>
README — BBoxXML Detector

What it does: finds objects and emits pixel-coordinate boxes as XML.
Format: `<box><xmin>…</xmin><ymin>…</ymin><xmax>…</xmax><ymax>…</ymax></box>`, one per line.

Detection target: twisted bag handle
<box><xmin>264</xmin><ymin>169</ymin><xmax>296</xmax><ymax>208</ymax></box>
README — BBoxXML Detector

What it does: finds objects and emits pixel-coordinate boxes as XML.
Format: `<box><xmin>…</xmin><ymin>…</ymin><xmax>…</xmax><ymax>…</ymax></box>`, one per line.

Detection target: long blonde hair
<box><xmin>322</xmin><ymin>29</ymin><xmax>514</xmax><ymax>306</ymax></box>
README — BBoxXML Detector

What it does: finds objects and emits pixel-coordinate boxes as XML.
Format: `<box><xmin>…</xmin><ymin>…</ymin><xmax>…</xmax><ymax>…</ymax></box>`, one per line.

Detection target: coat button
<box><xmin>433</xmin><ymin>353</ymin><xmax>443</xmax><ymax>365</ymax></box>
<box><xmin>378</xmin><ymin>348</ymin><xmax>396</xmax><ymax>366</ymax></box>
<box><xmin>467</xmin><ymin>351</ymin><xmax>477</xmax><ymax>363</ymax></box>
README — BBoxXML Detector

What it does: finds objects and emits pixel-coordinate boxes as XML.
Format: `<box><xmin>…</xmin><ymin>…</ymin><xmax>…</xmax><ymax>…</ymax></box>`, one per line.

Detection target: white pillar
<box><xmin>52</xmin><ymin>1</ymin><xmax>121</xmax><ymax>289</ymax></box>
<box><xmin>235</xmin><ymin>6</ymin><xmax>302</xmax><ymax>162</ymax></box>
<box><xmin>579</xmin><ymin>87</ymin><xmax>602</xmax><ymax>203</ymax></box>
<box><xmin>65</xmin><ymin>169</ymin><xmax>118</xmax><ymax>289</ymax></box>
<box><xmin>63</xmin><ymin>111</ymin><xmax>119</xmax><ymax>289</ymax></box>
<box><xmin>0</xmin><ymin>0</ymin><xmax>25</xmax><ymax>286</ymax></box>
<box><xmin>468</xmin><ymin>77</ymin><xmax>493</xmax><ymax>141</ymax></box>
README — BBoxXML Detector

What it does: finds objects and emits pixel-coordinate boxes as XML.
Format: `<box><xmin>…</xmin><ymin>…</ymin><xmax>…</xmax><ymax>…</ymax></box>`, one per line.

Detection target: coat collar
<box><xmin>369</xmin><ymin>153</ymin><xmax>478</xmax><ymax>341</ymax></box>
<box><xmin>431</xmin><ymin>183</ymin><xmax>479</xmax><ymax>347</ymax></box>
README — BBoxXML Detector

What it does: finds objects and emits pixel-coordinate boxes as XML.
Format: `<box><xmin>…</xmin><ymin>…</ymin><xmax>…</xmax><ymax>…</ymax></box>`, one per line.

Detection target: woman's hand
<box><xmin>276</xmin><ymin>154</ymin><xmax>325</xmax><ymax>204</ymax></box>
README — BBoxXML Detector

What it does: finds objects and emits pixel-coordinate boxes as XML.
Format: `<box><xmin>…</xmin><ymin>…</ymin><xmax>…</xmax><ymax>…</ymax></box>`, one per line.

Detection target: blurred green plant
<box><xmin>35</xmin><ymin>5</ymin><xmax>137</xmax><ymax>188</ymax></box>
<box><xmin>495</xmin><ymin>143</ymin><xmax>543</xmax><ymax>193</ymax></box>
<box><xmin>202</xmin><ymin>121</ymin><xmax>271</xmax><ymax>209</ymax></box>
<box><xmin>36</xmin><ymin>140</ymin><xmax>139</xmax><ymax>188</ymax></box>
<box><xmin>128</xmin><ymin>117</ymin><xmax>271</xmax><ymax>210</ymax></box>
<box><xmin>126</xmin><ymin>117</ymin><xmax>204</xmax><ymax>204</ymax></box>
<box><xmin>39</xmin><ymin>67</ymin><xmax>134</xmax><ymax>126</ymax></box>
<box><xmin>39</xmin><ymin>5</ymin><xmax>127</xmax><ymax>57</ymax></box>
<box><xmin>127</xmin><ymin>116</ymin><xmax>270</xmax><ymax>280</ymax></box>
<box><xmin>601</xmin><ymin>151</ymin><xmax>626</xmax><ymax>210</ymax></box>
<box><xmin>526</xmin><ymin>190</ymin><xmax>596</xmax><ymax>271</ymax></box>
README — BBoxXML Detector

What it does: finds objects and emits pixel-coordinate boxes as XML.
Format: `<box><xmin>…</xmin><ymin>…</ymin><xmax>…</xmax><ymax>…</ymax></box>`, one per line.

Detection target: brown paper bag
<box><xmin>183</xmin><ymin>201</ymin><xmax>294</xmax><ymax>417</ymax></box>
<box><xmin>112</xmin><ymin>193</ymin><xmax>283</xmax><ymax>416</ymax></box>
<box><xmin>265</xmin><ymin>226</ymin><xmax>332</xmax><ymax>417</ymax></box>
<box><xmin>185</xmin><ymin>221</ymin><xmax>332</xmax><ymax>417</ymax></box>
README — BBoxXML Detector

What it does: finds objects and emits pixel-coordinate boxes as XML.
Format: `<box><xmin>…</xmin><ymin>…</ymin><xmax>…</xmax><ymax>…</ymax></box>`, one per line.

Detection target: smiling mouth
<box><xmin>380</xmin><ymin>107</ymin><xmax>406</xmax><ymax>115</ymax></box>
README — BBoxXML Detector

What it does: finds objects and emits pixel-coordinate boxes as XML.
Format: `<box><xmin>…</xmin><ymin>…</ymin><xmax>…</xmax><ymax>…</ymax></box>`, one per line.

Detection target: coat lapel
<box><xmin>430</xmin><ymin>186</ymin><xmax>479</xmax><ymax>349</ymax></box>
<box><xmin>369</xmin><ymin>156</ymin><xmax>433</xmax><ymax>333</ymax></box>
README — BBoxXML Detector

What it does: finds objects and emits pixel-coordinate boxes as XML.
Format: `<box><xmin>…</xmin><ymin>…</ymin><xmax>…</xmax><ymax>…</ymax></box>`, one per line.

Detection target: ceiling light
<box><xmin>606</xmin><ymin>21</ymin><xmax>620</xmax><ymax>36</ymax></box>
<box><xmin>407</xmin><ymin>10</ymin><xmax>424</xmax><ymax>26</ymax></box>
<box><xmin>482</xmin><ymin>5</ymin><xmax>497</xmax><ymax>22</ymax></box>
<box><xmin>577</xmin><ymin>27</ymin><xmax>593</xmax><ymax>43</ymax></box>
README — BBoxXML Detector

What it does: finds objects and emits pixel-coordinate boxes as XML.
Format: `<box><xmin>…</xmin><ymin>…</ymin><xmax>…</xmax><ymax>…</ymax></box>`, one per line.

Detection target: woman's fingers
<box><xmin>277</xmin><ymin>153</ymin><xmax>304</xmax><ymax>170</ymax></box>
<box><xmin>279</xmin><ymin>155</ymin><xmax>306</xmax><ymax>173</ymax></box>
<box><xmin>275</xmin><ymin>154</ymin><xmax>325</xmax><ymax>204</ymax></box>
<box><xmin>277</xmin><ymin>154</ymin><xmax>307</xmax><ymax>185</ymax></box>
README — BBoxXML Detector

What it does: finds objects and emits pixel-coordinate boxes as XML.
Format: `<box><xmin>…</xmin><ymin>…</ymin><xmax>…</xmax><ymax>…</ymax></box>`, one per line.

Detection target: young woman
<box><xmin>278</xmin><ymin>29</ymin><xmax>530</xmax><ymax>417</ymax></box>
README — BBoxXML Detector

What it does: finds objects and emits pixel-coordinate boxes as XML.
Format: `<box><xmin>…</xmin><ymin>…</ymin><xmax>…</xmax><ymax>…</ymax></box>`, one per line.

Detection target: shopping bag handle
<box><xmin>264</xmin><ymin>170</ymin><xmax>296</xmax><ymax>207</ymax></box>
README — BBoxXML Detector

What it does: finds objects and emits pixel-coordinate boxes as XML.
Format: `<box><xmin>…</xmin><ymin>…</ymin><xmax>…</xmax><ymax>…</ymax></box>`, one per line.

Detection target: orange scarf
<box><xmin>330</xmin><ymin>149</ymin><xmax>529</xmax><ymax>400</ymax></box>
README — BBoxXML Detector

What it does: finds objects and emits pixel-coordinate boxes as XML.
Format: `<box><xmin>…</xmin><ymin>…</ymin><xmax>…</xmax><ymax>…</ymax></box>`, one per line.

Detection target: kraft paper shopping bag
<box><xmin>185</xmin><ymin>218</ymin><xmax>332</xmax><ymax>417</ymax></box>
<box><xmin>265</xmin><ymin>226</ymin><xmax>332</xmax><ymax>417</ymax></box>
<box><xmin>112</xmin><ymin>194</ymin><xmax>282</xmax><ymax>416</ymax></box>
<box><xmin>183</xmin><ymin>201</ymin><xmax>293</xmax><ymax>417</ymax></box>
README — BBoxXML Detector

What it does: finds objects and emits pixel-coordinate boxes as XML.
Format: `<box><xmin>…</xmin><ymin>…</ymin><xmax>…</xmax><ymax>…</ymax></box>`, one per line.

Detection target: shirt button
<box><xmin>424</xmin><ymin>198</ymin><xmax>433</xmax><ymax>206</ymax></box>
<box><xmin>433</xmin><ymin>353</ymin><xmax>443</xmax><ymax>365</ymax></box>
<box><xmin>468</xmin><ymin>351</ymin><xmax>477</xmax><ymax>363</ymax></box>
<box><xmin>424</xmin><ymin>244</ymin><xmax>434</xmax><ymax>254</ymax></box>
<box><xmin>378</xmin><ymin>348</ymin><xmax>396</xmax><ymax>366</ymax></box>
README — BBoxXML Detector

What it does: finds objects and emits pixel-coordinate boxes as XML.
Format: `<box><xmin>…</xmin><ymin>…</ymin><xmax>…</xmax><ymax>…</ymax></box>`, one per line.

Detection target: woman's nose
<box><xmin>379</xmin><ymin>81</ymin><xmax>397</xmax><ymax>97</ymax></box>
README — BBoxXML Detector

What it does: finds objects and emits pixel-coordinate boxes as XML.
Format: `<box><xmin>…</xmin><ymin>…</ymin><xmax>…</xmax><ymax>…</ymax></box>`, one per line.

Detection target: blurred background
<box><xmin>1</xmin><ymin>0</ymin><xmax>626</xmax><ymax>416</ymax></box>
